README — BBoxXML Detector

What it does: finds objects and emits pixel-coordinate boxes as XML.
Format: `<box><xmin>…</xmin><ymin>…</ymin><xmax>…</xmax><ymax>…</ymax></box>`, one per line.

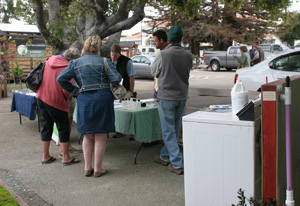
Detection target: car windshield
<box><xmin>261</xmin><ymin>45</ymin><xmax>271</xmax><ymax>52</ymax></box>
<box><xmin>148</xmin><ymin>48</ymin><xmax>155</xmax><ymax>53</ymax></box>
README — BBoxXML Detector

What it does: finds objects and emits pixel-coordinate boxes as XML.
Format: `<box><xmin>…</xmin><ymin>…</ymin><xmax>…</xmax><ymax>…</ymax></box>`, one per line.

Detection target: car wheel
<box><xmin>211</xmin><ymin>61</ymin><xmax>220</xmax><ymax>71</ymax></box>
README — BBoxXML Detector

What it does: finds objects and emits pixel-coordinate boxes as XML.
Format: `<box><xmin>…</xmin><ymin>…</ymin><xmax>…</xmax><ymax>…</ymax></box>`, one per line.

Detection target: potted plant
<box><xmin>11</xmin><ymin>61</ymin><xmax>23</xmax><ymax>85</ymax></box>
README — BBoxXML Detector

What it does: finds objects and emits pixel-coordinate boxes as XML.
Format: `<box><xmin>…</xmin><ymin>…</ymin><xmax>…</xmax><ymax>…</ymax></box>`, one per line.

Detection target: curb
<box><xmin>0</xmin><ymin>179</ymin><xmax>29</xmax><ymax>206</ymax></box>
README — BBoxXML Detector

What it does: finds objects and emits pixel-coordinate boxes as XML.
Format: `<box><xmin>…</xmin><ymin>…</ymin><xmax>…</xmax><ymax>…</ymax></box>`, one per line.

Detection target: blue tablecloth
<box><xmin>11</xmin><ymin>92</ymin><xmax>37</xmax><ymax>120</ymax></box>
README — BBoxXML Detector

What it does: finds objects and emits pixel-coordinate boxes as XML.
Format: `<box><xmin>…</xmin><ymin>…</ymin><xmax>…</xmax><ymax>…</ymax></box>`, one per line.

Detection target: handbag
<box><xmin>25</xmin><ymin>58</ymin><xmax>48</xmax><ymax>92</ymax></box>
<box><xmin>103</xmin><ymin>57</ymin><xmax>127</xmax><ymax>100</ymax></box>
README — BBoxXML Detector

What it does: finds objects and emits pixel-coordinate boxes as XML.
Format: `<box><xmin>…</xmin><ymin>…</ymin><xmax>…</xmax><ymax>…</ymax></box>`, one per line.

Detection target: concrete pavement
<box><xmin>0</xmin><ymin>69</ymin><xmax>241</xmax><ymax>206</ymax></box>
<box><xmin>1</xmin><ymin>93</ymin><xmax>185</xmax><ymax>206</ymax></box>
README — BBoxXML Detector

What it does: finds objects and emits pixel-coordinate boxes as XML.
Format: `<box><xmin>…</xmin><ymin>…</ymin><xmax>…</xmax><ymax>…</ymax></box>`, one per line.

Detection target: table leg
<box><xmin>19</xmin><ymin>113</ymin><xmax>22</xmax><ymax>125</ymax></box>
<box><xmin>134</xmin><ymin>142</ymin><xmax>144</xmax><ymax>165</ymax></box>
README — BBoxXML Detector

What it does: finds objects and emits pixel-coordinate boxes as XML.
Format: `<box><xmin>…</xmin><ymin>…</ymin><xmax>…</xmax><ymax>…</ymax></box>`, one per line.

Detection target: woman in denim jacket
<box><xmin>57</xmin><ymin>35</ymin><xmax>121</xmax><ymax>177</ymax></box>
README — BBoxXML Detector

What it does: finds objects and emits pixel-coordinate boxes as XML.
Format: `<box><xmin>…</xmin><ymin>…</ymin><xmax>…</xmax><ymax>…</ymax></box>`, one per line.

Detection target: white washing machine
<box><xmin>183</xmin><ymin>111</ymin><xmax>260</xmax><ymax>206</ymax></box>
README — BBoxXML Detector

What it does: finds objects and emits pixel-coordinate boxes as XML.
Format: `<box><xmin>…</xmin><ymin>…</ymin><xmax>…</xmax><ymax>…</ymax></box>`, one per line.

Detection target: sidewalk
<box><xmin>0</xmin><ymin>74</ymin><xmax>236</xmax><ymax>206</ymax></box>
<box><xmin>0</xmin><ymin>92</ymin><xmax>184</xmax><ymax>206</ymax></box>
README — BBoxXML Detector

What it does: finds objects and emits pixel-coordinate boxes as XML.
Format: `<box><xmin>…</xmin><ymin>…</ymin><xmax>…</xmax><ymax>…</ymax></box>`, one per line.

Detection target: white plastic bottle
<box><xmin>133</xmin><ymin>99</ymin><xmax>137</xmax><ymax>110</ymax></box>
<box><xmin>124</xmin><ymin>98</ymin><xmax>128</xmax><ymax>109</ymax></box>
<box><xmin>129</xmin><ymin>98</ymin><xmax>133</xmax><ymax>109</ymax></box>
<box><xmin>122</xmin><ymin>98</ymin><xmax>125</xmax><ymax>109</ymax></box>
<box><xmin>231</xmin><ymin>80</ymin><xmax>249</xmax><ymax>118</ymax></box>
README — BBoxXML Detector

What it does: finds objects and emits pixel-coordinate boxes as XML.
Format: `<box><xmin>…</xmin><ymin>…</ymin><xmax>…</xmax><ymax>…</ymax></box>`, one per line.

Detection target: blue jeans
<box><xmin>158</xmin><ymin>99</ymin><xmax>186</xmax><ymax>168</ymax></box>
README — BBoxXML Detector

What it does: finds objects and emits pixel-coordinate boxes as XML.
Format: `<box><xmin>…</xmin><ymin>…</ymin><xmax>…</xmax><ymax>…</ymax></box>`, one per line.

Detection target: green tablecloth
<box><xmin>115</xmin><ymin>106</ymin><xmax>162</xmax><ymax>143</ymax></box>
<box><xmin>73</xmin><ymin>104</ymin><xmax>162</xmax><ymax>143</ymax></box>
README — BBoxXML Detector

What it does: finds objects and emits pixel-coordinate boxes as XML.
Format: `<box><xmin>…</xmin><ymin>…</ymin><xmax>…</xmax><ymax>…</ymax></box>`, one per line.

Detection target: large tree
<box><xmin>6</xmin><ymin>0</ymin><xmax>293</xmax><ymax>55</ymax></box>
<box><xmin>148</xmin><ymin>0</ymin><xmax>291</xmax><ymax>53</ymax></box>
<box><xmin>11</xmin><ymin>0</ymin><xmax>148</xmax><ymax>55</ymax></box>
<box><xmin>278</xmin><ymin>12</ymin><xmax>300</xmax><ymax>46</ymax></box>
<box><xmin>0</xmin><ymin>0</ymin><xmax>15</xmax><ymax>23</ymax></box>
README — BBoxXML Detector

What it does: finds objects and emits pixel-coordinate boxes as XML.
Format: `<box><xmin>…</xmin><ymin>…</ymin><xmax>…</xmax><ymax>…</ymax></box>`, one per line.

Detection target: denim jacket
<box><xmin>57</xmin><ymin>53</ymin><xmax>122</xmax><ymax>96</ymax></box>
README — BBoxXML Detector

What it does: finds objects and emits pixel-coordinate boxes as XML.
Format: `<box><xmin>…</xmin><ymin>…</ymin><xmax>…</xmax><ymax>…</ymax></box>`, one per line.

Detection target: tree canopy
<box><xmin>148</xmin><ymin>0</ymin><xmax>292</xmax><ymax>52</ymax></box>
<box><xmin>1</xmin><ymin>0</ymin><xmax>295</xmax><ymax>54</ymax></box>
<box><xmin>279</xmin><ymin>12</ymin><xmax>300</xmax><ymax>46</ymax></box>
<box><xmin>5</xmin><ymin>0</ymin><xmax>149</xmax><ymax>55</ymax></box>
<box><xmin>0</xmin><ymin>0</ymin><xmax>15</xmax><ymax>23</ymax></box>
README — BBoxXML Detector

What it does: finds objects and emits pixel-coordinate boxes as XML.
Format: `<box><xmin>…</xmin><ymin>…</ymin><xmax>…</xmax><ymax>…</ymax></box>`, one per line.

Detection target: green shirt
<box><xmin>237</xmin><ymin>52</ymin><xmax>251</xmax><ymax>68</ymax></box>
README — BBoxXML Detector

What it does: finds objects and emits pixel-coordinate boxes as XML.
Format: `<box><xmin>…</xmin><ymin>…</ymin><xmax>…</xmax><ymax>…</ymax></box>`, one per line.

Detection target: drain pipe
<box><xmin>280</xmin><ymin>76</ymin><xmax>295</xmax><ymax>206</ymax></box>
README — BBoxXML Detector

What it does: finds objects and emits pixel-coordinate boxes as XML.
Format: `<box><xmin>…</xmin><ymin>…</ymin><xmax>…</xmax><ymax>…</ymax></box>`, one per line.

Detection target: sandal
<box><xmin>42</xmin><ymin>156</ymin><xmax>56</xmax><ymax>164</ymax></box>
<box><xmin>63</xmin><ymin>157</ymin><xmax>81</xmax><ymax>166</ymax></box>
<box><xmin>94</xmin><ymin>170</ymin><xmax>107</xmax><ymax>178</ymax></box>
<box><xmin>69</xmin><ymin>147</ymin><xmax>83</xmax><ymax>153</ymax></box>
<box><xmin>84</xmin><ymin>169</ymin><xmax>94</xmax><ymax>177</ymax></box>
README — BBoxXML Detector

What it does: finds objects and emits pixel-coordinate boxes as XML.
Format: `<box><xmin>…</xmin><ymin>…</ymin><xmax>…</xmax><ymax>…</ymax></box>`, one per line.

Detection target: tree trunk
<box><xmin>100</xmin><ymin>32</ymin><xmax>122</xmax><ymax>57</ymax></box>
<box><xmin>212</xmin><ymin>39</ymin><xmax>233</xmax><ymax>50</ymax></box>
<box><xmin>33</xmin><ymin>0</ymin><xmax>147</xmax><ymax>52</ymax></box>
<box><xmin>190</xmin><ymin>38</ymin><xmax>200</xmax><ymax>56</ymax></box>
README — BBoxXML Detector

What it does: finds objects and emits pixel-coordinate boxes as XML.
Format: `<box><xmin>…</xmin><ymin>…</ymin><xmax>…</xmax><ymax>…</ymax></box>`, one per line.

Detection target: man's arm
<box><xmin>251</xmin><ymin>50</ymin><xmax>259</xmax><ymax>63</ymax></box>
<box><xmin>129</xmin><ymin>76</ymin><xmax>135</xmax><ymax>91</ymax></box>
<box><xmin>151</xmin><ymin>51</ymin><xmax>162</xmax><ymax>78</ymax></box>
<box><xmin>126</xmin><ymin>60</ymin><xmax>135</xmax><ymax>91</ymax></box>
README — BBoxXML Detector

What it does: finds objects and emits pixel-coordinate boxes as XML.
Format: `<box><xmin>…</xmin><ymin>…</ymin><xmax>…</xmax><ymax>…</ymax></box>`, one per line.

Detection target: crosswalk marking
<box><xmin>189</xmin><ymin>75</ymin><xmax>225</xmax><ymax>80</ymax></box>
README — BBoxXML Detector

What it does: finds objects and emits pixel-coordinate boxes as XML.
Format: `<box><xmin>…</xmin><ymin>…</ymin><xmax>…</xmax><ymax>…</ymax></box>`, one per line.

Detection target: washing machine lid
<box><xmin>182</xmin><ymin>111</ymin><xmax>255</xmax><ymax>126</ymax></box>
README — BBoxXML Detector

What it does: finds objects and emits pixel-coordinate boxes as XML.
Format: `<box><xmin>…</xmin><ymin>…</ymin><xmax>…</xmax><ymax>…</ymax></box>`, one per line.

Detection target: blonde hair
<box><xmin>82</xmin><ymin>35</ymin><xmax>101</xmax><ymax>55</ymax></box>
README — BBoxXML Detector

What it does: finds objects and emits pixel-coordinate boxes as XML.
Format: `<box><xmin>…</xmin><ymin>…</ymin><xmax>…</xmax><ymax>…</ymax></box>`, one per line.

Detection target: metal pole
<box><xmin>285</xmin><ymin>103</ymin><xmax>292</xmax><ymax>190</ymax></box>
<box><xmin>280</xmin><ymin>76</ymin><xmax>295</xmax><ymax>206</ymax></box>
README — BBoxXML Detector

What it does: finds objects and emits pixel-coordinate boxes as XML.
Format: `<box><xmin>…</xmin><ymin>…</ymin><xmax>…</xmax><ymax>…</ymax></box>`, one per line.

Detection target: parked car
<box><xmin>203</xmin><ymin>46</ymin><xmax>273</xmax><ymax>72</ymax></box>
<box><xmin>260</xmin><ymin>44</ymin><xmax>290</xmax><ymax>54</ymax></box>
<box><xmin>131</xmin><ymin>55</ymin><xmax>155</xmax><ymax>79</ymax></box>
<box><xmin>234</xmin><ymin>49</ymin><xmax>300</xmax><ymax>92</ymax></box>
<box><xmin>292</xmin><ymin>43</ymin><xmax>300</xmax><ymax>50</ymax></box>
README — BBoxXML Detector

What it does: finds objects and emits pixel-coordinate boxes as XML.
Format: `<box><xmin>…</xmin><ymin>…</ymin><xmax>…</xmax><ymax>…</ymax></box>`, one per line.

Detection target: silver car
<box><xmin>131</xmin><ymin>55</ymin><xmax>155</xmax><ymax>79</ymax></box>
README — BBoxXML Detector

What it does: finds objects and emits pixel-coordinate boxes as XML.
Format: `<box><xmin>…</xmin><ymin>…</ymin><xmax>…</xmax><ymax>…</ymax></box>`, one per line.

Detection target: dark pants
<box><xmin>153</xmin><ymin>89</ymin><xmax>158</xmax><ymax>98</ymax></box>
<box><xmin>37</xmin><ymin>99</ymin><xmax>69</xmax><ymax>143</ymax></box>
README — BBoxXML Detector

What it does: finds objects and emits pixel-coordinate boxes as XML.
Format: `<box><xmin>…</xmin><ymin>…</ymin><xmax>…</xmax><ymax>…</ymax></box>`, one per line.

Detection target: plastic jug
<box><xmin>231</xmin><ymin>80</ymin><xmax>249</xmax><ymax>114</ymax></box>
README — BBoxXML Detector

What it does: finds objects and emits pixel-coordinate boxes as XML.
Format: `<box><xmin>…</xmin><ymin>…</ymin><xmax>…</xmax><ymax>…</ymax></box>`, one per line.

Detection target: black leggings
<box><xmin>37</xmin><ymin>99</ymin><xmax>69</xmax><ymax>143</ymax></box>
